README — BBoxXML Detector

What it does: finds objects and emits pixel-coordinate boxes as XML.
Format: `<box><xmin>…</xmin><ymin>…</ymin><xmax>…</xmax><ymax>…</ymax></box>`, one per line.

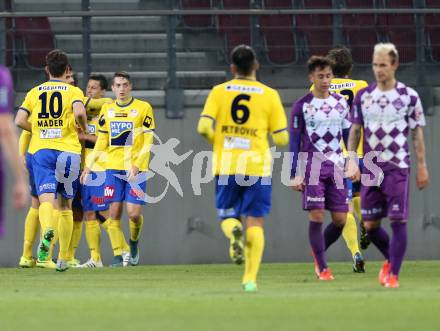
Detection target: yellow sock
<box><xmin>67</xmin><ymin>221</ymin><xmax>83</xmax><ymax>260</ymax></box>
<box><xmin>101</xmin><ymin>221</ymin><xmax>109</xmax><ymax>231</ymax></box>
<box><xmin>58</xmin><ymin>210</ymin><xmax>73</xmax><ymax>261</ymax></box>
<box><xmin>48</xmin><ymin>209</ymin><xmax>59</xmax><ymax>260</ymax></box>
<box><xmin>107</xmin><ymin>219</ymin><xmax>123</xmax><ymax>256</ymax></box>
<box><xmin>242</xmin><ymin>226</ymin><xmax>265</xmax><ymax>284</ymax></box>
<box><xmin>120</xmin><ymin>229</ymin><xmax>130</xmax><ymax>252</ymax></box>
<box><xmin>22</xmin><ymin>207</ymin><xmax>39</xmax><ymax>259</ymax></box>
<box><xmin>353</xmin><ymin>196</ymin><xmax>362</xmax><ymax>222</ymax></box>
<box><xmin>220</xmin><ymin>218</ymin><xmax>242</xmax><ymax>240</ymax></box>
<box><xmin>39</xmin><ymin>202</ymin><xmax>54</xmax><ymax>232</ymax></box>
<box><xmin>342</xmin><ymin>212</ymin><xmax>360</xmax><ymax>257</ymax></box>
<box><xmin>85</xmin><ymin>220</ymin><xmax>101</xmax><ymax>261</ymax></box>
<box><xmin>129</xmin><ymin>215</ymin><xmax>143</xmax><ymax>242</ymax></box>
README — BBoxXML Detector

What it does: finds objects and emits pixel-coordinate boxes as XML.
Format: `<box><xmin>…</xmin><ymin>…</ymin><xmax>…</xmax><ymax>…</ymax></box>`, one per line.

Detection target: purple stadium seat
<box><xmin>15</xmin><ymin>17</ymin><xmax>55</xmax><ymax>68</ymax></box>
<box><xmin>296</xmin><ymin>0</ymin><xmax>333</xmax><ymax>57</ymax></box>
<box><xmin>260</xmin><ymin>0</ymin><xmax>296</xmax><ymax>64</ymax></box>
<box><xmin>343</xmin><ymin>0</ymin><xmax>379</xmax><ymax>63</ymax></box>
<box><xmin>180</xmin><ymin>0</ymin><xmax>214</xmax><ymax>28</ymax></box>
<box><xmin>218</xmin><ymin>0</ymin><xmax>252</xmax><ymax>59</ymax></box>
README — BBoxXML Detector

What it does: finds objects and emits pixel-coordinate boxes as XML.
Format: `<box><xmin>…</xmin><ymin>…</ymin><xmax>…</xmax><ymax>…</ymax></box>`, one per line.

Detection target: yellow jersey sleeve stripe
<box><xmin>84</xmin><ymin>97</ymin><xmax>92</xmax><ymax>108</ymax></box>
<box><xmin>273</xmin><ymin>127</ymin><xmax>287</xmax><ymax>134</ymax></box>
<box><xmin>72</xmin><ymin>99</ymin><xmax>84</xmax><ymax>105</ymax></box>
<box><xmin>144</xmin><ymin>129</ymin><xmax>154</xmax><ymax>133</ymax></box>
<box><xmin>98</xmin><ymin>129</ymin><xmax>108</xmax><ymax>133</ymax></box>
<box><xmin>200</xmin><ymin>114</ymin><xmax>215</xmax><ymax>122</ymax></box>
<box><xmin>19</xmin><ymin>107</ymin><xmax>31</xmax><ymax>114</ymax></box>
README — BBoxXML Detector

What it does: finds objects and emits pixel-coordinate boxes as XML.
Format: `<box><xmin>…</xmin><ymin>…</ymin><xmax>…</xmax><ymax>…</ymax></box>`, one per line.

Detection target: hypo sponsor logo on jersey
<box><xmin>110</xmin><ymin>121</ymin><xmax>133</xmax><ymax>146</ymax></box>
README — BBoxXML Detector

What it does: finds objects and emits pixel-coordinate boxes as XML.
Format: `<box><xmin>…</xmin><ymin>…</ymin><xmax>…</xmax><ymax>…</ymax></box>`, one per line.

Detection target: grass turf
<box><xmin>0</xmin><ymin>261</ymin><xmax>439</xmax><ymax>331</ymax></box>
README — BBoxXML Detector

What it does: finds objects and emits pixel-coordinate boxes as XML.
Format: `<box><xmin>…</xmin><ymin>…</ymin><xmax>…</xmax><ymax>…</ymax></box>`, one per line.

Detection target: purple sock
<box><xmin>390</xmin><ymin>221</ymin><xmax>407</xmax><ymax>276</ymax></box>
<box><xmin>309</xmin><ymin>221</ymin><xmax>327</xmax><ymax>272</ymax></box>
<box><xmin>324</xmin><ymin>222</ymin><xmax>344</xmax><ymax>251</ymax></box>
<box><xmin>366</xmin><ymin>226</ymin><xmax>390</xmax><ymax>260</ymax></box>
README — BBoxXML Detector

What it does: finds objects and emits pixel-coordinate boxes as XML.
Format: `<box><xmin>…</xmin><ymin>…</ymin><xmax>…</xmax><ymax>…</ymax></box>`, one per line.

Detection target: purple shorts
<box><xmin>302</xmin><ymin>161</ymin><xmax>349</xmax><ymax>212</ymax></box>
<box><xmin>360</xmin><ymin>166</ymin><xmax>410</xmax><ymax>221</ymax></box>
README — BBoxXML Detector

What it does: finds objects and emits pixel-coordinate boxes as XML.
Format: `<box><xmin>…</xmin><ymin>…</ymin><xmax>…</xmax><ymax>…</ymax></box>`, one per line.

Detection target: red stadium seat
<box><xmin>180</xmin><ymin>0</ymin><xmax>214</xmax><ymax>28</ymax></box>
<box><xmin>425</xmin><ymin>0</ymin><xmax>440</xmax><ymax>61</ymax></box>
<box><xmin>380</xmin><ymin>0</ymin><xmax>416</xmax><ymax>63</ymax></box>
<box><xmin>4</xmin><ymin>0</ymin><xmax>14</xmax><ymax>67</ymax></box>
<box><xmin>296</xmin><ymin>0</ymin><xmax>333</xmax><ymax>57</ymax></box>
<box><xmin>343</xmin><ymin>0</ymin><xmax>379</xmax><ymax>63</ymax></box>
<box><xmin>15</xmin><ymin>17</ymin><xmax>55</xmax><ymax>68</ymax></box>
<box><xmin>260</xmin><ymin>0</ymin><xmax>296</xmax><ymax>64</ymax></box>
<box><xmin>218</xmin><ymin>0</ymin><xmax>252</xmax><ymax>60</ymax></box>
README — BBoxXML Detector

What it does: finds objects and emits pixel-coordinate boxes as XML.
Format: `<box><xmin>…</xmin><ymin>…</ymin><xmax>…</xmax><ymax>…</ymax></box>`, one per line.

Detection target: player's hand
<box><xmin>127</xmin><ymin>165</ymin><xmax>139</xmax><ymax>182</ymax></box>
<box><xmin>346</xmin><ymin>158</ymin><xmax>361</xmax><ymax>182</ymax></box>
<box><xmin>290</xmin><ymin>176</ymin><xmax>304</xmax><ymax>192</ymax></box>
<box><xmin>13</xmin><ymin>179</ymin><xmax>29</xmax><ymax>209</ymax></box>
<box><xmin>80</xmin><ymin>167</ymin><xmax>91</xmax><ymax>185</ymax></box>
<box><xmin>416</xmin><ymin>164</ymin><xmax>429</xmax><ymax>190</ymax></box>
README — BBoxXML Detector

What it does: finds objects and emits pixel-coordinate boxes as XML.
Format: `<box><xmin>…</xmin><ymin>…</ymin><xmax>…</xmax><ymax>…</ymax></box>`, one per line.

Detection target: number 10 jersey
<box><xmin>201</xmin><ymin>78</ymin><xmax>287</xmax><ymax>177</ymax></box>
<box><xmin>19</xmin><ymin>79</ymin><xmax>85</xmax><ymax>155</ymax></box>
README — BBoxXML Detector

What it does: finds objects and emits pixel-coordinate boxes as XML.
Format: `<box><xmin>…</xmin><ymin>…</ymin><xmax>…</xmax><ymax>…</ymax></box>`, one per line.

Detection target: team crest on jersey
<box><xmin>378</xmin><ymin>95</ymin><xmax>390</xmax><ymax>108</ymax></box>
<box><xmin>129</xmin><ymin>109</ymin><xmax>138</xmax><ymax>117</ymax></box>
<box><xmin>334</xmin><ymin>102</ymin><xmax>345</xmax><ymax>113</ymax></box>
<box><xmin>110</xmin><ymin>121</ymin><xmax>134</xmax><ymax>146</ymax></box>
<box><xmin>392</xmin><ymin>98</ymin><xmax>405</xmax><ymax>110</ymax></box>
<box><xmin>305</xmin><ymin>103</ymin><xmax>315</xmax><ymax>114</ymax></box>
<box><xmin>320</xmin><ymin>102</ymin><xmax>330</xmax><ymax>113</ymax></box>
<box><xmin>363</xmin><ymin>93</ymin><xmax>373</xmax><ymax>108</ymax></box>
<box><xmin>108</xmin><ymin>109</ymin><xmax>115</xmax><ymax>118</ymax></box>
<box><xmin>88</xmin><ymin>124</ymin><xmax>96</xmax><ymax>134</ymax></box>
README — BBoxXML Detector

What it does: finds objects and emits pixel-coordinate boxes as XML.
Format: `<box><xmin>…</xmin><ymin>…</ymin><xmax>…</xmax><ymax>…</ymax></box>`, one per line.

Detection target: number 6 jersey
<box><xmin>19</xmin><ymin>79</ymin><xmax>85</xmax><ymax>154</ymax></box>
<box><xmin>201</xmin><ymin>78</ymin><xmax>287</xmax><ymax>177</ymax></box>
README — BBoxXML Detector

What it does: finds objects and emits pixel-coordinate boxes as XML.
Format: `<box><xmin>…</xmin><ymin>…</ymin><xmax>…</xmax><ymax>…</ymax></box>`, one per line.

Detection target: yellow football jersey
<box><xmin>19</xmin><ymin>80</ymin><xmax>84</xmax><ymax>154</ymax></box>
<box><xmin>311</xmin><ymin>78</ymin><xmax>367</xmax><ymax>157</ymax></box>
<box><xmin>97</xmin><ymin>97</ymin><xmax>155</xmax><ymax>171</ymax></box>
<box><xmin>201</xmin><ymin>78</ymin><xmax>287</xmax><ymax>177</ymax></box>
<box><xmin>83</xmin><ymin>115</ymin><xmax>107</xmax><ymax>172</ymax></box>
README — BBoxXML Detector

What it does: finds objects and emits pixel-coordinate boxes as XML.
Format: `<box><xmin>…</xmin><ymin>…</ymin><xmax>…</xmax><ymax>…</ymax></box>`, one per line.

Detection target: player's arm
<box><xmin>18</xmin><ymin>130</ymin><xmax>31</xmax><ymax>156</ymax></box>
<box><xmin>15</xmin><ymin>108</ymin><xmax>31</xmax><ymax>131</ymax></box>
<box><xmin>289</xmin><ymin>101</ymin><xmax>304</xmax><ymax>191</ymax></box>
<box><xmin>131</xmin><ymin>108</ymin><xmax>155</xmax><ymax>180</ymax></box>
<box><xmin>408</xmin><ymin>89</ymin><xmax>429</xmax><ymax>190</ymax></box>
<box><xmin>197</xmin><ymin>88</ymin><xmax>218</xmax><ymax>144</ymax></box>
<box><xmin>346</xmin><ymin>91</ymin><xmax>364</xmax><ymax>181</ymax></box>
<box><xmin>269</xmin><ymin>90</ymin><xmax>289</xmax><ymax>146</ymax></box>
<box><xmin>73</xmin><ymin>101</ymin><xmax>88</xmax><ymax>133</ymax></box>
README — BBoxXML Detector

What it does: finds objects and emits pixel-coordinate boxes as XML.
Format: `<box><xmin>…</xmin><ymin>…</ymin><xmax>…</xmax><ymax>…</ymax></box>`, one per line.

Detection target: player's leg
<box><xmin>126</xmin><ymin>203</ymin><xmax>143</xmax><ymax>266</ymax></box>
<box><xmin>19</xmin><ymin>196</ymin><xmax>40</xmax><ymax>268</ymax></box>
<box><xmin>215</xmin><ymin>175</ymin><xmax>244</xmax><ymax>265</ymax></box>
<box><xmin>104</xmin><ymin>170</ymin><xmax>126</xmax><ymax>266</ymax></box>
<box><xmin>340</xmin><ymin>179</ymin><xmax>364</xmax><ymax>271</ymax></box>
<box><xmin>242</xmin><ymin>216</ymin><xmax>264</xmax><ymax>292</ymax></box>
<box><xmin>125</xmin><ymin>172</ymin><xmax>147</xmax><ymax>266</ymax></box>
<box><xmin>240</xmin><ymin>176</ymin><xmax>271</xmax><ymax>292</ymax></box>
<box><xmin>384</xmin><ymin>168</ymin><xmax>410</xmax><ymax>288</ymax></box>
<box><xmin>353</xmin><ymin>158</ymin><xmax>370</xmax><ymax>250</ymax></box>
<box><xmin>80</xmin><ymin>171</ymin><xmax>107</xmax><ymax>268</ymax></box>
<box><xmin>66</xmin><ymin>195</ymin><xmax>83</xmax><ymax>267</ymax></box>
<box><xmin>56</xmin><ymin>195</ymin><xmax>74</xmax><ymax>272</ymax></box>
<box><xmin>108</xmin><ymin>201</ymin><xmax>124</xmax><ymax>266</ymax></box>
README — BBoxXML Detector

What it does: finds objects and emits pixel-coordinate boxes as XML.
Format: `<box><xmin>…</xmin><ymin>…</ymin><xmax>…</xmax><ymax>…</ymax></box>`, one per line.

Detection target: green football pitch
<box><xmin>1</xmin><ymin>261</ymin><xmax>439</xmax><ymax>331</ymax></box>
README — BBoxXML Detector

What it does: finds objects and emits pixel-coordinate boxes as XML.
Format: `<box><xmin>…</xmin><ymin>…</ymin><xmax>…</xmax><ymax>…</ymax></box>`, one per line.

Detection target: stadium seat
<box><xmin>260</xmin><ymin>0</ymin><xmax>296</xmax><ymax>64</ymax></box>
<box><xmin>425</xmin><ymin>0</ymin><xmax>440</xmax><ymax>61</ymax></box>
<box><xmin>380</xmin><ymin>0</ymin><xmax>416</xmax><ymax>63</ymax></box>
<box><xmin>15</xmin><ymin>17</ymin><xmax>55</xmax><ymax>68</ymax></box>
<box><xmin>296</xmin><ymin>0</ymin><xmax>333</xmax><ymax>57</ymax></box>
<box><xmin>342</xmin><ymin>0</ymin><xmax>379</xmax><ymax>64</ymax></box>
<box><xmin>218</xmin><ymin>0</ymin><xmax>252</xmax><ymax>60</ymax></box>
<box><xmin>180</xmin><ymin>0</ymin><xmax>214</xmax><ymax>28</ymax></box>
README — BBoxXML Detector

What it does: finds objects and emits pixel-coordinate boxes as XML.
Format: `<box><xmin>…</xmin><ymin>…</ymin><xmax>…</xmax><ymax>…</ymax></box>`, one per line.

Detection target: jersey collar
<box><xmin>116</xmin><ymin>97</ymin><xmax>134</xmax><ymax>108</ymax></box>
